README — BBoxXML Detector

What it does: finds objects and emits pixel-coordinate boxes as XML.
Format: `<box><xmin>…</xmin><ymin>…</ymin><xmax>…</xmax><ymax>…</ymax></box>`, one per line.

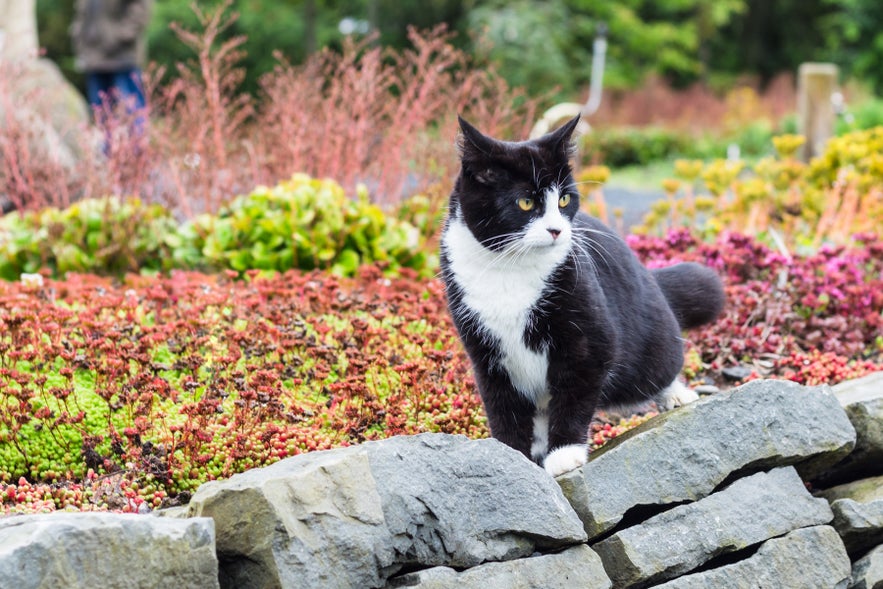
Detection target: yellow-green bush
<box><xmin>635</xmin><ymin>127</ymin><xmax>883</xmax><ymax>250</ymax></box>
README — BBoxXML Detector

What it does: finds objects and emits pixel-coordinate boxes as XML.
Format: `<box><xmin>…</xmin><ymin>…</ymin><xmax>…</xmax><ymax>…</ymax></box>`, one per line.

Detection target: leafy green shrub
<box><xmin>838</xmin><ymin>97</ymin><xmax>883</xmax><ymax>134</ymax></box>
<box><xmin>0</xmin><ymin>198</ymin><xmax>179</xmax><ymax>281</ymax></box>
<box><xmin>0</xmin><ymin>175</ymin><xmax>435</xmax><ymax>280</ymax></box>
<box><xmin>186</xmin><ymin>174</ymin><xmax>432</xmax><ymax>277</ymax></box>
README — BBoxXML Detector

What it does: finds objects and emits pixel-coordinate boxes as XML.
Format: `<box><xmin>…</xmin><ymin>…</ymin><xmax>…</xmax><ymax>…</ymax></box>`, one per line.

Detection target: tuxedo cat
<box><xmin>440</xmin><ymin>116</ymin><xmax>725</xmax><ymax>477</ymax></box>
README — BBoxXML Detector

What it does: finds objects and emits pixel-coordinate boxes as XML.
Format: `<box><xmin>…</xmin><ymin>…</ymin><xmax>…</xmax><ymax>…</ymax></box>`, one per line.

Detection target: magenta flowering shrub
<box><xmin>0</xmin><ymin>229</ymin><xmax>880</xmax><ymax>513</ymax></box>
<box><xmin>629</xmin><ymin>229</ymin><xmax>883</xmax><ymax>383</ymax></box>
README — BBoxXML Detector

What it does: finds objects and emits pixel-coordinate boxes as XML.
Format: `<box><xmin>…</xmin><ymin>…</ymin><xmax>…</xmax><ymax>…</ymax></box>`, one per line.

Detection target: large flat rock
<box><xmin>850</xmin><ymin>544</ymin><xmax>883</xmax><ymax>589</ymax></box>
<box><xmin>0</xmin><ymin>512</ymin><xmax>218</xmax><ymax>589</ymax></box>
<box><xmin>592</xmin><ymin>467</ymin><xmax>833</xmax><ymax>588</ymax></box>
<box><xmin>385</xmin><ymin>544</ymin><xmax>610</xmax><ymax>589</ymax></box>
<box><xmin>185</xmin><ymin>433</ymin><xmax>586</xmax><ymax>589</ymax></box>
<box><xmin>653</xmin><ymin>526</ymin><xmax>850</xmax><ymax>589</ymax></box>
<box><xmin>819</xmin><ymin>372</ymin><xmax>883</xmax><ymax>486</ymax></box>
<box><xmin>557</xmin><ymin>379</ymin><xmax>855</xmax><ymax>538</ymax></box>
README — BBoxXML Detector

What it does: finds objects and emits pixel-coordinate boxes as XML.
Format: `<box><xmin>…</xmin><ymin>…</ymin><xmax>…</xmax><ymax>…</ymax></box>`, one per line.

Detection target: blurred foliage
<box><xmin>35</xmin><ymin>0</ymin><xmax>883</xmax><ymax>101</ymax></box>
<box><xmin>579</xmin><ymin>121</ymin><xmax>776</xmax><ymax>169</ymax></box>
<box><xmin>0</xmin><ymin>175</ymin><xmax>438</xmax><ymax>280</ymax></box>
<box><xmin>186</xmin><ymin>174</ymin><xmax>434</xmax><ymax>276</ymax></box>
<box><xmin>0</xmin><ymin>198</ymin><xmax>179</xmax><ymax>280</ymax></box>
<box><xmin>634</xmin><ymin>126</ymin><xmax>883</xmax><ymax>250</ymax></box>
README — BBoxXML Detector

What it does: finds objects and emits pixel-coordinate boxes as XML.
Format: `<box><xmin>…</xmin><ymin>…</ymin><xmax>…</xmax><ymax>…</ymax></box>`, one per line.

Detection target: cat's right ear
<box><xmin>458</xmin><ymin>116</ymin><xmax>498</xmax><ymax>159</ymax></box>
<box><xmin>457</xmin><ymin>116</ymin><xmax>506</xmax><ymax>185</ymax></box>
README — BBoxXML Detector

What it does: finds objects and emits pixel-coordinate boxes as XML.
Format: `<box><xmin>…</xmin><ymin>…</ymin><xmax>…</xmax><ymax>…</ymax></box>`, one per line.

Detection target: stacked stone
<box><xmin>557</xmin><ymin>378</ymin><xmax>860</xmax><ymax>588</ymax></box>
<box><xmin>816</xmin><ymin>373</ymin><xmax>883</xmax><ymax>589</ymax></box>
<box><xmin>1</xmin><ymin>376</ymin><xmax>881</xmax><ymax>588</ymax></box>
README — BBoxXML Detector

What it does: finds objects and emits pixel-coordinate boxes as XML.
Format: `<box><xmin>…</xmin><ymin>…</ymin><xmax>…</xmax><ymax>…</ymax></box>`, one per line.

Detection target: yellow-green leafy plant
<box><xmin>635</xmin><ymin>127</ymin><xmax>883</xmax><ymax>250</ymax></box>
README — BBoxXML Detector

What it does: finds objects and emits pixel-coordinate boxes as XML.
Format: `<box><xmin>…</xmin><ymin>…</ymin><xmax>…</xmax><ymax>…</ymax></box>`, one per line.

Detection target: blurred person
<box><xmin>71</xmin><ymin>0</ymin><xmax>152</xmax><ymax>118</ymax></box>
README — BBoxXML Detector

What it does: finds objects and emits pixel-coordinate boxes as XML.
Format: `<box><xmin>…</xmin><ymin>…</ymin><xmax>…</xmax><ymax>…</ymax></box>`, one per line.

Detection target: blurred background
<box><xmin>4</xmin><ymin>0</ymin><xmax>882</xmax><ymax>227</ymax></box>
<box><xmin>37</xmin><ymin>0</ymin><xmax>883</xmax><ymax>101</ymax></box>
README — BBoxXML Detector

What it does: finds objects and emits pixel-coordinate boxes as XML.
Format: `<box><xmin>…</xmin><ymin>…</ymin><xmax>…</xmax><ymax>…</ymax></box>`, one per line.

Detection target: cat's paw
<box><xmin>657</xmin><ymin>379</ymin><xmax>699</xmax><ymax>411</ymax></box>
<box><xmin>543</xmin><ymin>445</ymin><xmax>587</xmax><ymax>477</ymax></box>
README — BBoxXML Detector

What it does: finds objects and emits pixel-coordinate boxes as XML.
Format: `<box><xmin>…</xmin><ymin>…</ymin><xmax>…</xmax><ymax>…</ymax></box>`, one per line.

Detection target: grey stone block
<box><xmin>185</xmin><ymin>433</ymin><xmax>586</xmax><ymax>589</ymax></box>
<box><xmin>0</xmin><ymin>512</ymin><xmax>219</xmax><ymax>589</ymax></box>
<box><xmin>385</xmin><ymin>544</ymin><xmax>610</xmax><ymax>589</ymax></box>
<box><xmin>558</xmin><ymin>380</ymin><xmax>855</xmax><ymax>539</ymax></box>
<box><xmin>820</xmin><ymin>372</ymin><xmax>883</xmax><ymax>485</ymax></box>
<box><xmin>831</xmin><ymin>497</ymin><xmax>883</xmax><ymax>558</ymax></box>
<box><xmin>653</xmin><ymin>526</ymin><xmax>851</xmax><ymax>589</ymax></box>
<box><xmin>592</xmin><ymin>467</ymin><xmax>833</xmax><ymax>588</ymax></box>
<box><xmin>850</xmin><ymin>544</ymin><xmax>883</xmax><ymax>589</ymax></box>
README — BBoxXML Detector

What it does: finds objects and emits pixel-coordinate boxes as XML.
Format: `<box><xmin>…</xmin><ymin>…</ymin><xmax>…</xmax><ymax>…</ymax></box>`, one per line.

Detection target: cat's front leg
<box><xmin>474</xmin><ymin>369</ymin><xmax>537</xmax><ymax>459</ymax></box>
<box><xmin>542</xmin><ymin>379</ymin><xmax>601</xmax><ymax>477</ymax></box>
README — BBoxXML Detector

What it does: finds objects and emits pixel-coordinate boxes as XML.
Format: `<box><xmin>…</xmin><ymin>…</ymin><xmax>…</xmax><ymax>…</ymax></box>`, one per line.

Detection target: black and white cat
<box><xmin>440</xmin><ymin>116</ymin><xmax>725</xmax><ymax>477</ymax></box>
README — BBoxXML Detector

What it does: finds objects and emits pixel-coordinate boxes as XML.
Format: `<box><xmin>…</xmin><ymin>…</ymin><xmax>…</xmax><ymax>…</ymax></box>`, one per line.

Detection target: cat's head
<box><xmin>450</xmin><ymin>116</ymin><xmax>581</xmax><ymax>254</ymax></box>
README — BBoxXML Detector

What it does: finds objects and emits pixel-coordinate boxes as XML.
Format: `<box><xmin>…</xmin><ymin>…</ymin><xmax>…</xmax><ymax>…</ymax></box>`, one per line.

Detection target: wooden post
<box><xmin>797</xmin><ymin>63</ymin><xmax>839</xmax><ymax>161</ymax></box>
<box><xmin>0</xmin><ymin>0</ymin><xmax>39</xmax><ymax>62</ymax></box>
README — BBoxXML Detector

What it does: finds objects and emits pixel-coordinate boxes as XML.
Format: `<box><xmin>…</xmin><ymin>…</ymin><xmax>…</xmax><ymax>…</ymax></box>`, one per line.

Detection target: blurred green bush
<box><xmin>0</xmin><ymin>175</ymin><xmax>438</xmax><ymax>280</ymax></box>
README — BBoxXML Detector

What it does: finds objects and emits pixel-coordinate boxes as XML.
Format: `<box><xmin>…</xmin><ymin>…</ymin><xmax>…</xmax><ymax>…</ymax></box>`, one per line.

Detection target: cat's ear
<box><xmin>540</xmin><ymin>115</ymin><xmax>580</xmax><ymax>161</ymax></box>
<box><xmin>458</xmin><ymin>115</ymin><xmax>500</xmax><ymax>158</ymax></box>
<box><xmin>457</xmin><ymin>116</ymin><xmax>507</xmax><ymax>185</ymax></box>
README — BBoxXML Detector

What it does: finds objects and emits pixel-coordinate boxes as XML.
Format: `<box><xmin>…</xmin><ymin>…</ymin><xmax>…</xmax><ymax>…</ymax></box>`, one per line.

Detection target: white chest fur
<box><xmin>442</xmin><ymin>213</ymin><xmax>570</xmax><ymax>403</ymax></box>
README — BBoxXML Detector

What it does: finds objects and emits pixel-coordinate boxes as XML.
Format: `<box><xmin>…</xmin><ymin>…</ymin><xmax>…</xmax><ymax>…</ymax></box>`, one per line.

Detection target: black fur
<box><xmin>440</xmin><ymin>116</ymin><xmax>725</xmax><ymax>465</ymax></box>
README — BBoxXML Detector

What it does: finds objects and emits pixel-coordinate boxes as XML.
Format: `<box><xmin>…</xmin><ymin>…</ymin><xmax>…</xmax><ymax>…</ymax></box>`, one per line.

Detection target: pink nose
<box><xmin>548</xmin><ymin>228</ymin><xmax>561</xmax><ymax>240</ymax></box>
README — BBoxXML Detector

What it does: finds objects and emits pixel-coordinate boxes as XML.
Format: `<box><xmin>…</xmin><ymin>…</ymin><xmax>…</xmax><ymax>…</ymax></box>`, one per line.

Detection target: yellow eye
<box><xmin>559</xmin><ymin>193</ymin><xmax>572</xmax><ymax>208</ymax></box>
<box><xmin>517</xmin><ymin>197</ymin><xmax>535</xmax><ymax>211</ymax></box>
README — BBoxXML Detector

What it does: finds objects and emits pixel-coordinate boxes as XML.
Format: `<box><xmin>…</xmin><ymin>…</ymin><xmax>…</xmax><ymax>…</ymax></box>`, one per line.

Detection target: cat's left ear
<box><xmin>540</xmin><ymin>115</ymin><xmax>580</xmax><ymax>161</ymax></box>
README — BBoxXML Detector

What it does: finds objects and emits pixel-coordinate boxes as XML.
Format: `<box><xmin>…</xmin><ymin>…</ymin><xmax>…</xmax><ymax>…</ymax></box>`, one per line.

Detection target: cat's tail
<box><xmin>652</xmin><ymin>262</ymin><xmax>725</xmax><ymax>330</ymax></box>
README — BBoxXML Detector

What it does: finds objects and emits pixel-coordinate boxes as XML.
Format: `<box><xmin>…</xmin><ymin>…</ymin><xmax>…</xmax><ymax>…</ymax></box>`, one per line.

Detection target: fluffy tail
<box><xmin>652</xmin><ymin>262</ymin><xmax>725</xmax><ymax>330</ymax></box>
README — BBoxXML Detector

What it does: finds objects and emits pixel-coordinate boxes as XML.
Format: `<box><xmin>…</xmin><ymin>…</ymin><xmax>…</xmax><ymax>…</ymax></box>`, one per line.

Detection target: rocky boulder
<box><xmin>557</xmin><ymin>379</ymin><xmax>855</xmax><ymax>539</ymax></box>
<box><xmin>385</xmin><ymin>544</ymin><xmax>610</xmax><ymax>589</ymax></box>
<box><xmin>817</xmin><ymin>474</ymin><xmax>883</xmax><ymax>558</ymax></box>
<box><xmin>817</xmin><ymin>372</ymin><xmax>883</xmax><ymax>486</ymax></box>
<box><xmin>850</xmin><ymin>544</ymin><xmax>883</xmax><ymax>589</ymax></box>
<box><xmin>591</xmin><ymin>466</ymin><xmax>835</xmax><ymax>588</ymax></box>
<box><xmin>652</xmin><ymin>526</ymin><xmax>851</xmax><ymax>589</ymax></box>
<box><xmin>0</xmin><ymin>512</ymin><xmax>218</xmax><ymax>589</ymax></box>
<box><xmin>184</xmin><ymin>433</ymin><xmax>587</xmax><ymax>589</ymax></box>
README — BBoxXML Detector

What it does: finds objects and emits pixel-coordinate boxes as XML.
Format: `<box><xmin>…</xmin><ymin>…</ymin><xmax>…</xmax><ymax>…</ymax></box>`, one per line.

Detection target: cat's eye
<box><xmin>559</xmin><ymin>194</ymin><xmax>572</xmax><ymax>208</ymax></box>
<box><xmin>517</xmin><ymin>197</ymin><xmax>535</xmax><ymax>211</ymax></box>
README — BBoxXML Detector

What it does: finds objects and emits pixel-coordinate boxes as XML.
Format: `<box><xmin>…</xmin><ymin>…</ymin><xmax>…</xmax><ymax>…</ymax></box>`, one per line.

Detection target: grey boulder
<box><xmin>819</xmin><ymin>372</ymin><xmax>883</xmax><ymax>486</ymax></box>
<box><xmin>557</xmin><ymin>379</ymin><xmax>854</xmax><ymax>538</ymax></box>
<box><xmin>831</xmin><ymin>497</ymin><xmax>883</xmax><ymax>558</ymax></box>
<box><xmin>0</xmin><ymin>512</ymin><xmax>218</xmax><ymax>589</ymax></box>
<box><xmin>592</xmin><ymin>467</ymin><xmax>834</xmax><ymax>588</ymax></box>
<box><xmin>385</xmin><ymin>544</ymin><xmax>610</xmax><ymax>589</ymax></box>
<box><xmin>185</xmin><ymin>433</ymin><xmax>586</xmax><ymax>589</ymax></box>
<box><xmin>850</xmin><ymin>544</ymin><xmax>883</xmax><ymax>589</ymax></box>
<box><xmin>653</xmin><ymin>526</ymin><xmax>851</xmax><ymax>589</ymax></box>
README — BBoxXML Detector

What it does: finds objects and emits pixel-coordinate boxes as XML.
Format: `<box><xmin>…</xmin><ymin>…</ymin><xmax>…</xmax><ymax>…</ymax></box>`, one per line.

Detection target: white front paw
<box><xmin>658</xmin><ymin>379</ymin><xmax>699</xmax><ymax>411</ymax></box>
<box><xmin>543</xmin><ymin>445</ymin><xmax>587</xmax><ymax>477</ymax></box>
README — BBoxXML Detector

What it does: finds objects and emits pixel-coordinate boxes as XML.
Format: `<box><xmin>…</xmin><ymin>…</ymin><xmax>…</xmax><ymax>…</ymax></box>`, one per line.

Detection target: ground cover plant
<box><xmin>1</xmin><ymin>228</ymin><xmax>881</xmax><ymax>514</ymax></box>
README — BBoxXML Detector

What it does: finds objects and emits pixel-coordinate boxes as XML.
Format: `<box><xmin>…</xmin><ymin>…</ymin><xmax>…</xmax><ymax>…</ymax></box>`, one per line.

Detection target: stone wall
<box><xmin>2</xmin><ymin>375</ymin><xmax>883</xmax><ymax>588</ymax></box>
